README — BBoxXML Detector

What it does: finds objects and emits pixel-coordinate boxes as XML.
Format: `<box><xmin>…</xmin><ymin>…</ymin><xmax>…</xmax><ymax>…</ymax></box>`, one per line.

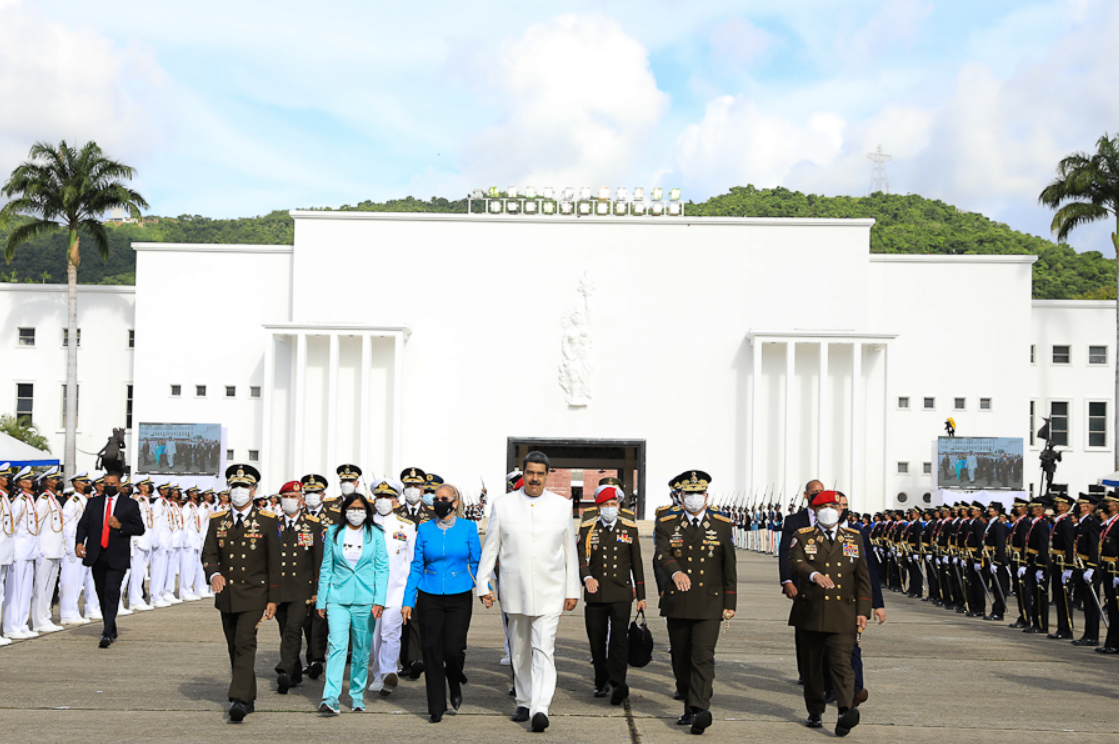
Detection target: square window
<box><xmin>898</xmin><ymin>396</ymin><xmax>910</xmax><ymax>409</ymax></box>
<box><xmin>897</xmin><ymin>462</ymin><xmax>909</xmax><ymax>474</ymax></box>
<box><xmin>62</xmin><ymin>328</ymin><xmax>81</xmax><ymax>347</ymax></box>
<box><xmin>18</xmin><ymin>328</ymin><xmax>35</xmax><ymax>346</ymax></box>
<box><xmin>250</xmin><ymin>386</ymin><xmax>261</xmax><ymax>398</ymax></box>
<box><xmin>1089</xmin><ymin>401</ymin><xmax>1107</xmax><ymax>448</ymax></box>
<box><xmin>923</xmin><ymin>462</ymin><xmax>932</xmax><ymax>475</ymax></box>
<box><xmin>954</xmin><ymin>397</ymin><xmax>966</xmax><ymax>410</ymax></box>
<box><xmin>1089</xmin><ymin>346</ymin><xmax>1107</xmax><ymax>364</ymax></box>
<box><xmin>226</xmin><ymin>449</ymin><xmax>234</xmax><ymax>461</ymax></box>
<box><xmin>170</xmin><ymin>385</ymin><xmax>181</xmax><ymax>397</ymax></box>
<box><xmin>979</xmin><ymin>398</ymin><xmax>992</xmax><ymax>410</ymax></box>
<box><xmin>128</xmin><ymin>330</ymin><xmax>135</xmax><ymax>348</ymax></box>
<box><xmin>1049</xmin><ymin>401</ymin><xmax>1069</xmax><ymax>447</ymax></box>
<box><xmin>248</xmin><ymin>449</ymin><xmax>259</xmax><ymax>461</ymax></box>
<box><xmin>196</xmin><ymin>385</ymin><xmax>207</xmax><ymax>397</ymax></box>
<box><xmin>1052</xmin><ymin>345</ymin><xmax>1070</xmax><ymax>364</ymax></box>
<box><xmin>923</xmin><ymin>397</ymin><xmax>935</xmax><ymax>410</ymax></box>
<box><xmin>225</xmin><ymin>386</ymin><xmax>236</xmax><ymax>398</ymax></box>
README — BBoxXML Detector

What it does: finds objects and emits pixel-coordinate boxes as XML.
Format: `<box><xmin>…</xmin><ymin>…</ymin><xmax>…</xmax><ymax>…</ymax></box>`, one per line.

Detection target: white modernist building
<box><xmin>1</xmin><ymin>210</ymin><xmax>1115</xmax><ymax>515</ymax></box>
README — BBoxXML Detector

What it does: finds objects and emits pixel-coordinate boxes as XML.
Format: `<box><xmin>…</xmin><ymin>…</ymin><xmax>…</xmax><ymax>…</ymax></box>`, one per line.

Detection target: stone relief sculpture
<box><xmin>559</xmin><ymin>271</ymin><xmax>594</xmax><ymax>407</ymax></box>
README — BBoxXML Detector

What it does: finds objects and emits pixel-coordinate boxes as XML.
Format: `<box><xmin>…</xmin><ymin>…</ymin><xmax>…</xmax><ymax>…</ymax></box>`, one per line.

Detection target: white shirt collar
<box><xmin>685</xmin><ymin>509</ymin><xmax>706</xmax><ymax>524</ymax></box>
<box><xmin>599</xmin><ymin>515</ymin><xmax>617</xmax><ymax>528</ymax></box>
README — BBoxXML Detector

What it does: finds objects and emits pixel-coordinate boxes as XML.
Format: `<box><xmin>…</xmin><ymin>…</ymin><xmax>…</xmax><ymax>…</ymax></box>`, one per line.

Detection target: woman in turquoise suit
<box><xmin>316</xmin><ymin>492</ymin><xmax>389</xmax><ymax>715</ymax></box>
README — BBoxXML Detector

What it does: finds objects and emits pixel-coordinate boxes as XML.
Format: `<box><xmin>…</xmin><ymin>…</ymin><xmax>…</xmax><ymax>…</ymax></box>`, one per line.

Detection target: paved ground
<box><xmin>4</xmin><ymin>524</ymin><xmax>1118</xmax><ymax>743</ymax></box>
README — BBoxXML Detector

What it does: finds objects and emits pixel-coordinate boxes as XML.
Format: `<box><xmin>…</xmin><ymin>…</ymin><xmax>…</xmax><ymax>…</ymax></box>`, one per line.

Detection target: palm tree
<box><xmin>1039</xmin><ymin>132</ymin><xmax>1119</xmax><ymax>468</ymax></box>
<box><xmin>1</xmin><ymin>140</ymin><xmax>148</xmax><ymax>480</ymax></box>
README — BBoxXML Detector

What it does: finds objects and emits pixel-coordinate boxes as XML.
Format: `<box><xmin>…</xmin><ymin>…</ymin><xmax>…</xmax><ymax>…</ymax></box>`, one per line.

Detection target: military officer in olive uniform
<box><xmin>788</xmin><ymin>490</ymin><xmax>871</xmax><ymax>737</ymax></box>
<box><xmin>578</xmin><ymin>483</ymin><xmax>646</xmax><ymax>705</ymax></box>
<box><xmin>272</xmin><ymin>480</ymin><xmax>323</xmax><ymax>694</ymax></box>
<box><xmin>654</xmin><ymin>471</ymin><xmax>737</xmax><ymax>736</ymax></box>
<box><xmin>652</xmin><ymin>474</ymin><xmax>687</xmax><ymax>596</ymax></box>
<box><xmin>299</xmin><ymin>473</ymin><xmax>335</xmax><ymax>680</ymax></box>
<box><xmin>202</xmin><ymin>464</ymin><xmax>281</xmax><ymax>723</ymax></box>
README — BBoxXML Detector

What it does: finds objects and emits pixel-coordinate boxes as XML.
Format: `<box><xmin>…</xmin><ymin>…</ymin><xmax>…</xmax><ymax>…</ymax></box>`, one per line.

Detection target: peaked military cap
<box><xmin>337</xmin><ymin>464</ymin><xmax>362</xmax><ymax>481</ymax></box>
<box><xmin>70</xmin><ymin>471</ymin><xmax>91</xmax><ymax>483</ymax></box>
<box><xmin>373</xmin><ymin>479</ymin><xmax>401</xmax><ymax>497</ymax></box>
<box><xmin>1077</xmin><ymin>492</ymin><xmax>1100</xmax><ymax>506</ymax></box>
<box><xmin>0</xmin><ymin>462</ymin><xmax>14</xmax><ymax>477</ymax></box>
<box><xmin>301</xmin><ymin>474</ymin><xmax>327</xmax><ymax>492</ymax></box>
<box><xmin>185</xmin><ymin>485</ymin><xmax>200</xmax><ymax>494</ymax></box>
<box><xmin>423</xmin><ymin>473</ymin><xmax>443</xmax><ymax>493</ymax></box>
<box><xmin>225</xmin><ymin>463</ymin><xmax>261</xmax><ymax>487</ymax></box>
<box><xmin>599</xmin><ymin>476</ymin><xmax>624</xmax><ymax>491</ymax></box>
<box><xmin>679</xmin><ymin>470</ymin><xmax>711</xmax><ymax>493</ymax></box>
<box><xmin>400</xmin><ymin>467</ymin><xmax>427</xmax><ymax>485</ymax></box>
<box><xmin>136</xmin><ymin>477</ymin><xmax>154</xmax><ymax>488</ymax></box>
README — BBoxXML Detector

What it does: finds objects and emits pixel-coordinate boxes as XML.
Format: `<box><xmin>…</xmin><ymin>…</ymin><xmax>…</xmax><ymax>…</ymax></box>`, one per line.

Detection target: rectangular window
<box><xmin>923</xmin><ymin>397</ymin><xmax>935</xmax><ymax>410</ymax></box>
<box><xmin>979</xmin><ymin>398</ymin><xmax>992</xmax><ymax>410</ymax></box>
<box><xmin>60</xmin><ymin>384</ymin><xmax>80</xmax><ymax>428</ymax></box>
<box><xmin>1050</xmin><ymin>401</ymin><xmax>1069</xmax><ymax>447</ymax></box>
<box><xmin>195</xmin><ymin>385</ymin><xmax>207</xmax><ymax>397</ymax></box>
<box><xmin>248</xmin><ymin>449</ymin><xmax>259</xmax><ymax>461</ymax></box>
<box><xmin>1030</xmin><ymin>344</ymin><xmax>1035</xmax><ymax>364</ymax></box>
<box><xmin>62</xmin><ymin>328</ymin><xmax>81</xmax><ymax>347</ymax></box>
<box><xmin>226</xmin><ymin>449</ymin><xmax>234</xmax><ymax>461</ymax></box>
<box><xmin>18</xmin><ymin>328</ymin><xmax>35</xmax><ymax>346</ymax></box>
<box><xmin>16</xmin><ymin>383</ymin><xmax>33</xmax><ymax>423</ymax></box>
<box><xmin>1052</xmin><ymin>345</ymin><xmax>1070</xmax><ymax>364</ymax></box>
<box><xmin>128</xmin><ymin>330</ymin><xmax>135</xmax><ymax>348</ymax></box>
<box><xmin>170</xmin><ymin>385</ymin><xmax>181</xmax><ymax>397</ymax></box>
<box><xmin>923</xmin><ymin>462</ymin><xmax>932</xmax><ymax>475</ymax></box>
<box><xmin>954</xmin><ymin>397</ymin><xmax>966</xmax><ymax>410</ymax></box>
<box><xmin>250</xmin><ymin>386</ymin><xmax>261</xmax><ymax>398</ymax></box>
<box><xmin>125</xmin><ymin>384</ymin><xmax>133</xmax><ymax>429</ymax></box>
<box><xmin>225</xmin><ymin>386</ymin><xmax>236</xmax><ymax>398</ymax></box>
<box><xmin>897</xmin><ymin>462</ymin><xmax>909</xmax><ymax>474</ymax></box>
<box><xmin>898</xmin><ymin>396</ymin><xmax>910</xmax><ymax>409</ymax></box>
<box><xmin>1089</xmin><ymin>346</ymin><xmax>1107</xmax><ymax>364</ymax></box>
<box><xmin>1089</xmin><ymin>401</ymin><xmax>1107</xmax><ymax>448</ymax></box>
<box><xmin>1029</xmin><ymin>401</ymin><xmax>1036</xmax><ymax>446</ymax></box>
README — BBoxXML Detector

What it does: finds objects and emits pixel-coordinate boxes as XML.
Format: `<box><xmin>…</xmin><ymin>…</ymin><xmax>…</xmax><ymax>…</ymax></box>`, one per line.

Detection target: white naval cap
<box><xmin>14</xmin><ymin>465</ymin><xmax>33</xmax><ymax>481</ymax></box>
<box><xmin>69</xmin><ymin>470</ymin><xmax>90</xmax><ymax>483</ymax></box>
<box><xmin>36</xmin><ymin>465</ymin><xmax>61</xmax><ymax>482</ymax></box>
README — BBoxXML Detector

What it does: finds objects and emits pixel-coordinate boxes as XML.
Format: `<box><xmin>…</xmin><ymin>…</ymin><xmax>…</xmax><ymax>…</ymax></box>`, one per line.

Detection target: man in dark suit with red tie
<box><xmin>76</xmin><ymin>471</ymin><xmax>146</xmax><ymax>648</ymax></box>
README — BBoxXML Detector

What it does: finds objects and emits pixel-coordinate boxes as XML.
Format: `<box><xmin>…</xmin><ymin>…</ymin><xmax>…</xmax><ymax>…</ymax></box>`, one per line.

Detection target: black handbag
<box><xmin>627</xmin><ymin>609</ymin><xmax>654</xmax><ymax>667</ymax></box>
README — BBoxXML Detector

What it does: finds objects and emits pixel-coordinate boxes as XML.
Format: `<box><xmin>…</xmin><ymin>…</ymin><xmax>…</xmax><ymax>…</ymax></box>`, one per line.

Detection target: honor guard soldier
<box><xmin>202</xmin><ymin>464</ymin><xmax>281</xmax><ymax>723</ymax></box>
<box><xmin>1048</xmin><ymin>490</ymin><xmax>1076</xmax><ymax>639</ymax></box>
<box><xmin>982</xmin><ymin>502</ymin><xmax>1010</xmax><ymax>621</ymax></box>
<box><xmin>654</xmin><ymin>470</ymin><xmax>737</xmax><ymax>736</ymax></box>
<box><xmin>578</xmin><ymin>483</ymin><xmax>646</xmax><ymax>705</ymax></box>
<box><xmin>273</xmin><ymin>480</ymin><xmax>323</xmax><ymax>694</ymax></box>
<box><xmin>1073</xmin><ymin>490</ymin><xmax>1102</xmax><ymax>646</ymax></box>
<box><xmin>397</xmin><ymin>467</ymin><xmax>432</xmax><ymax>526</ymax></box>
<box><xmin>1022</xmin><ymin>496</ymin><xmax>1052</xmax><ymax>634</ymax></box>
<box><xmin>299</xmin><ymin>473</ymin><xmax>335</xmax><ymax>680</ymax></box>
<box><xmin>963</xmin><ymin>502</ymin><xmax>986</xmax><ymax>618</ymax></box>
<box><xmin>1008</xmin><ymin>497</ymin><xmax>1032</xmax><ymax>627</ymax></box>
<box><xmin>32</xmin><ymin>467</ymin><xmax>65</xmax><ymax>634</ymax></box>
<box><xmin>788</xmin><ymin>490</ymin><xmax>871</xmax><ymax>737</ymax></box>
<box><xmin>1097</xmin><ymin>491</ymin><xmax>1119</xmax><ymax>654</ymax></box>
<box><xmin>0</xmin><ymin>464</ymin><xmax>14</xmax><ymax>645</ymax></box>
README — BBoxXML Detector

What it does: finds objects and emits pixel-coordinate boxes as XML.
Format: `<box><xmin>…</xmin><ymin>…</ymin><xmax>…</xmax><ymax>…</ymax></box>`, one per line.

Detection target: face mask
<box><xmin>103</xmin><ymin>485</ymin><xmax>118</xmax><ymax>497</ymax></box>
<box><xmin>422</xmin><ymin>493</ymin><xmax>435</xmax><ymax>508</ymax></box>
<box><xmin>817</xmin><ymin>507</ymin><xmax>840</xmax><ymax>528</ymax></box>
<box><xmin>683</xmin><ymin>494</ymin><xmax>706</xmax><ymax>514</ymax></box>
<box><xmin>839</xmin><ymin>509</ymin><xmax>850</xmax><ymax>524</ymax></box>
<box><xmin>340</xmin><ymin>482</ymin><xmax>356</xmax><ymax>496</ymax></box>
<box><xmin>374</xmin><ymin>499</ymin><xmax>395</xmax><ymax>516</ymax></box>
<box><xmin>404</xmin><ymin>487</ymin><xmax>422</xmax><ymax>505</ymax></box>
<box><xmin>230</xmin><ymin>487</ymin><xmax>252</xmax><ymax>508</ymax></box>
<box><xmin>433</xmin><ymin>500</ymin><xmax>455</xmax><ymax>519</ymax></box>
<box><xmin>599</xmin><ymin>506</ymin><xmax>619</xmax><ymax>523</ymax></box>
<box><xmin>281</xmin><ymin>497</ymin><xmax>301</xmax><ymax>516</ymax></box>
<box><xmin>346</xmin><ymin>509</ymin><xmax>366</xmax><ymax>526</ymax></box>
<box><xmin>304</xmin><ymin>493</ymin><xmax>323</xmax><ymax>509</ymax></box>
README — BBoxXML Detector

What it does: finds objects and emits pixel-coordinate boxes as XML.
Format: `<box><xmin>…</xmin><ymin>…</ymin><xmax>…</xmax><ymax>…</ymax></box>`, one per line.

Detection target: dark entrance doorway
<box><xmin>506</xmin><ymin>437</ymin><xmax>648</xmax><ymax>519</ymax></box>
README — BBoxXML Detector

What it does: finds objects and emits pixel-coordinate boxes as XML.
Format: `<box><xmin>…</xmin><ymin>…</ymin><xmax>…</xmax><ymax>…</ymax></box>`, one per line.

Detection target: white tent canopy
<box><xmin>0</xmin><ymin>431</ymin><xmax>59</xmax><ymax>468</ymax></box>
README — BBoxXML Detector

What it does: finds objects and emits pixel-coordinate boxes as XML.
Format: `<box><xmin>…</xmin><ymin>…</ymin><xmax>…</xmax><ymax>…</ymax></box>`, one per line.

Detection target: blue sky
<box><xmin>1</xmin><ymin>0</ymin><xmax>1116</xmax><ymax>254</ymax></box>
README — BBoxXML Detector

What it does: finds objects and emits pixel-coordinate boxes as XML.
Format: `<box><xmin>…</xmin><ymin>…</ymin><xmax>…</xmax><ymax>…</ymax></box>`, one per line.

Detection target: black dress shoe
<box><xmin>1047</xmin><ymin>631</ymin><xmax>1073</xmax><ymax>640</ymax></box>
<box><xmin>984</xmin><ymin>615</ymin><xmax>1003</xmax><ymax>621</ymax></box>
<box><xmin>966</xmin><ymin>612</ymin><xmax>984</xmax><ymax>618</ymax></box>
<box><xmin>1008</xmin><ymin>620</ymin><xmax>1026</xmax><ymax>629</ymax></box>
<box><xmin>429</xmin><ymin>712</ymin><xmax>443</xmax><ymax>723</ymax></box>
<box><xmin>277</xmin><ymin>672</ymin><xmax>290</xmax><ymax>695</ymax></box>
<box><xmin>610</xmin><ymin>683</ymin><xmax>629</xmax><ymax>706</ymax></box>
<box><xmin>98</xmin><ymin>634</ymin><xmax>113</xmax><ymax>648</ymax></box>
<box><xmin>228</xmin><ymin>700</ymin><xmax>248</xmax><ymax>723</ymax></box>
<box><xmin>677</xmin><ymin>712</ymin><xmax>694</xmax><ymax>726</ymax></box>
<box><xmin>593</xmin><ymin>686</ymin><xmax>609</xmax><ymax>698</ymax></box>
<box><xmin>409</xmin><ymin>660</ymin><xmax>425</xmax><ymax>680</ymax></box>
<box><xmin>511</xmin><ymin>706</ymin><xmax>530</xmax><ymax>722</ymax></box>
<box><xmin>451</xmin><ymin>692</ymin><xmax>463</xmax><ymax>711</ymax></box>
<box><xmin>1095</xmin><ymin>646</ymin><xmax>1119</xmax><ymax>654</ymax></box>
<box><xmin>805</xmin><ymin>713</ymin><xmax>823</xmax><ymax>728</ymax></box>
<box><xmin>1023</xmin><ymin>627</ymin><xmax>1043</xmax><ymax>634</ymax></box>
<box><xmin>690</xmin><ymin>710</ymin><xmax>712</xmax><ymax>735</ymax></box>
<box><xmin>508</xmin><ymin>686</ymin><xmax>516</xmax><ymax>696</ymax></box>
<box><xmin>308</xmin><ymin>661</ymin><xmax>324</xmax><ymax>680</ymax></box>
<box><xmin>1072</xmin><ymin>638</ymin><xmax>1099</xmax><ymax>646</ymax></box>
<box><xmin>835</xmin><ymin>707</ymin><xmax>861</xmax><ymax>737</ymax></box>
<box><xmin>531</xmin><ymin>712</ymin><xmax>549</xmax><ymax>732</ymax></box>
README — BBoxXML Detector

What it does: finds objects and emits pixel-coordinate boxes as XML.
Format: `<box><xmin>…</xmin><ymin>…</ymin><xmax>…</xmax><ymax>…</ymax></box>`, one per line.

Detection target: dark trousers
<box><xmin>822</xmin><ymin>638</ymin><xmax>864</xmax><ymax>694</ymax></box>
<box><xmin>301</xmin><ymin>606</ymin><xmax>328</xmax><ymax>665</ymax></box>
<box><xmin>221</xmin><ymin>609</ymin><xmax>261</xmax><ymax>704</ymax></box>
<box><xmin>1053</xmin><ymin>574</ymin><xmax>1072</xmax><ymax>633</ymax></box>
<box><xmin>274</xmin><ymin>601</ymin><xmax>308</xmax><ymax>678</ymax></box>
<box><xmin>666</xmin><ymin>617</ymin><xmax>720</xmax><ymax>712</ymax></box>
<box><xmin>989</xmin><ymin>566</ymin><xmax>1009</xmax><ymax>617</ymax></box>
<box><xmin>416</xmin><ymin>590</ymin><xmax>472</xmax><ymax>716</ymax></box>
<box><xmin>925</xmin><ymin>559</ymin><xmax>940</xmax><ymax>600</ymax></box>
<box><xmin>967</xmin><ymin>563</ymin><xmax>985</xmax><ymax>615</ymax></box>
<box><xmin>1080</xmin><ymin>573</ymin><xmax>1100</xmax><ymax>640</ymax></box>
<box><xmin>801</xmin><ymin>629</ymin><xmax>855</xmax><ymax>715</ymax></box>
<box><xmin>401</xmin><ymin>610</ymin><xmax>423</xmax><ymax>669</ymax></box>
<box><xmin>1024</xmin><ymin>568</ymin><xmax>1048</xmax><ymax>630</ymax></box>
<box><xmin>585</xmin><ymin>601</ymin><xmax>631</xmax><ymax>688</ymax></box>
<box><xmin>1104</xmin><ymin>574</ymin><xmax>1119</xmax><ymax>649</ymax></box>
<box><xmin>907</xmin><ymin>559</ymin><xmax>923</xmax><ymax>596</ymax></box>
<box><xmin>91</xmin><ymin>554</ymin><xmax>125</xmax><ymax>638</ymax></box>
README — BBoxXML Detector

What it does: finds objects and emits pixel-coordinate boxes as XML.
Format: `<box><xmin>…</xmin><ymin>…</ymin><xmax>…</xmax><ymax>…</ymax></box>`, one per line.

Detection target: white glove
<box><xmin>1083</xmin><ymin>569</ymin><xmax>1094</xmax><ymax>583</ymax></box>
<box><xmin>1017</xmin><ymin>567</ymin><xmax>1026</xmax><ymax>578</ymax></box>
<box><xmin>1061</xmin><ymin>569</ymin><xmax>1072</xmax><ymax>584</ymax></box>
<box><xmin>1036</xmin><ymin>570</ymin><xmax>1044</xmax><ymax>583</ymax></box>
<box><xmin>973</xmin><ymin>561</ymin><xmax>982</xmax><ymax>572</ymax></box>
<box><xmin>989</xmin><ymin>564</ymin><xmax>997</xmax><ymax>576</ymax></box>
<box><xmin>1114</xmin><ymin>576</ymin><xmax>1119</xmax><ymax>589</ymax></box>
<box><xmin>954</xmin><ymin>557</ymin><xmax>960</xmax><ymax>565</ymax></box>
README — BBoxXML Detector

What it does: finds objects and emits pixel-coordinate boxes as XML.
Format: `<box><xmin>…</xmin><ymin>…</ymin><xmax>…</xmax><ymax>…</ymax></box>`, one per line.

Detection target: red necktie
<box><xmin>101</xmin><ymin>496</ymin><xmax>114</xmax><ymax>548</ymax></box>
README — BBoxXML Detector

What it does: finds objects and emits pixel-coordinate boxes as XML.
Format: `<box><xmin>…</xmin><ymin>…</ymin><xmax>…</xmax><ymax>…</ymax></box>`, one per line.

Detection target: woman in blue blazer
<box><xmin>401</xmin><ymin>483</ymin><xmax>481</xmax><ymax>723</ymax></box>
<box><xmin>316</xmin><ymin>492</ymin><xmax>389</xmax><ymax>715</ymax></box>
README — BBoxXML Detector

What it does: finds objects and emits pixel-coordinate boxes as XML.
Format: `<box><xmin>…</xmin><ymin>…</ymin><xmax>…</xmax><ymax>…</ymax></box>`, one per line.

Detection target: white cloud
<box><xmin>709</xmin><ymin>17</ymin><xmax>781</xmax><ymax>69</ymax></box>
<box><xmin>458</xmin><ymin>14</ymin><xmax>670</xmax><ymax>189</ymax></box>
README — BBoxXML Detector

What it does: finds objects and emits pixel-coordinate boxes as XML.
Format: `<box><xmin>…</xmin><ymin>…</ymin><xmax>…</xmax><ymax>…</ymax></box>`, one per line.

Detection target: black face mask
<box><xmin>433</xmin><ymin>500</ymin><xmax>454</xmax><ymax>519</ymax></box>
<box><xmin>103</xmin><ymin>485</ymin><xmax>119</xmax><ymax>497</ymax></box>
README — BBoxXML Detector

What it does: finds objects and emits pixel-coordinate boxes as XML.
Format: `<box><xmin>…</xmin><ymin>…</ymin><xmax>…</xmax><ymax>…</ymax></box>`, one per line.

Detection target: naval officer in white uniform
<box><xmin>367</xmin><ymin>479</ymin><xmax>417</xmax><ymax>696</ymax></box>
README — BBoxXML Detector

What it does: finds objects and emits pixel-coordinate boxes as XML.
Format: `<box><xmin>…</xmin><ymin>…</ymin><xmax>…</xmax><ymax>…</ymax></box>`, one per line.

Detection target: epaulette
<box><xmin>210</xmin><ymin>512</ymin><xmax>225</xmax><ymax>520</ymax></box>
<box><xmin>258</xmin><ymin>508</ymin><xmax>277</xmax><ymax>519</ymax></box>
<box><xmin>841</xmin><ymin>526</ymin><xmax>860</xmax><ymax>533</ymax></box>
<box><xmin>620</xmin><ymin>518</ymin><xmax>637</xmax><ymax>528</ymax></box>
<box><xmin>798</xmin><ymin>526</ymin><xmax>816</xmax><ymax>534</ymax></box>
<box><xmin>621</xmin><ymin>507</ymin><xmax>636</xmax><ymax>517</ymax></box>
<box><xmin>658</xmin><ymin>512</ymin><xmax>679</xmax><ymax>523</ymax></box>
<box><xmin>580</xmin><ymin>519</ymin><xmax>597</xmax><ymax>529</ymax></box>
<box><xmin>711</xmin><ymin>512</ymin><xmax>731</xmax><ymax>523</ymax></box>
<box><xmin>655</xmin><ymin>504</ymin><xmax>673</xmax><ymax>513</ymax></box>
<box><xmin>304</xmin><ymin>514</ymin><xmax>320</xmax><ymax>523</ymax></box>
<box><xmin>327</xmin><ymin>504</ymin><xmax>341</xmax><ymax>512</ymax></box>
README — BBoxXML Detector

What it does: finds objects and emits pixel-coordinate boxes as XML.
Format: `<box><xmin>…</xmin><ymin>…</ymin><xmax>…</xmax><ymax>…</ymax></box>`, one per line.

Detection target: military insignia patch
<box><xmin>393</xmin><ymin>531</ymin><xmax>408</xmax><ymax>542</ymax></box>
<box><xmin>843</xmin><ymin>543</ymin><xmax>860</xmax><ymax>558</ymax></box>
<box><xmin>617</xmin><ymin>533</ymin><xmax>632</xmax><ymax>544</ymax></box>
<box><xmin>804</xmin><ymin>543</ymin><xmax>818</xmax><ymax>556</ymax></box>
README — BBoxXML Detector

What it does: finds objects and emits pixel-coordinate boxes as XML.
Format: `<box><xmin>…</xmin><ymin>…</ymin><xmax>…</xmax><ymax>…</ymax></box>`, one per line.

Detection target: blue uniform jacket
<box><xmin>403</xmin><ymin>517</ymin><xmax>481</xmax><ymax>608</ymax></box>
<box><xmin>316</xmin><ymin>523</ymin><xmax>389</xmax><ymax>609</ymax></box>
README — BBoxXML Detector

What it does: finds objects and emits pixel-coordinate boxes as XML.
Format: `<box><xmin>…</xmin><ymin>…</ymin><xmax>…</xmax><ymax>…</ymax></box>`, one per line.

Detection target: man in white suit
<box><xmin>478</xmin><ymin>451</ymin><xmax>579</xmax><ymax>733</ymax></box>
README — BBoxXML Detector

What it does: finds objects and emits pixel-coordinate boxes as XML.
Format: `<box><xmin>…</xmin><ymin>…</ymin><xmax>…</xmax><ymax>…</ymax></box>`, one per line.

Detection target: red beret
<box><xmin>279</xmin><ymin>481</ymin><xmax>302</xmax><ymax>495</ymax></box>
<box><xmin>811</xmin><ymin>490</ymin><xmax>839</xmax><ymax>507</ymax></box>
<box><xmin>595</xmin><ymin>485</ymin><xmax>622</xmax><ymax>505</ymax></box>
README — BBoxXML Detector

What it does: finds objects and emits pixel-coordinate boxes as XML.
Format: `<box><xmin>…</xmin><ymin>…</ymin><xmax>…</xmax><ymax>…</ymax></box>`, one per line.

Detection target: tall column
<box><xmin>881</xmin><ymin>343</ymin><xmax>892</xmax><ymax>514</ymax></box>
<box><xmin>326</xmin><ymin>332</ymin><xmax>339</xmax><ymax>472</ymax></box>
<box><xmin>293</xmin><ymin>332</ymin><xmax>307</xmax><ymax>478</ymax></box>
<box><xmin>750</xmin><ymin>339</ymin><xmax>763</xmax><ymax>496</ymax></box>
<box><xmin>391</xmin><ymin>332</ymin><xmax>405</xmax><ymax>477</ymax></box>
<box><xmin>850</xmin><ymin>342</ymin><xmax>863</xmax><ymax>501</ymax></box>
<box><xmin>261</xmin><ymin>332</ymin><xmax>274</xmax><ymax>486</ymax></box>
<box><xmin>359</xmin><ymin>334</ymin><xmax>371</xmax><ymax>477</ymax></box>
<box><xmin>818</xmin><ymin>342</ymin><xmax>829</xmax><ymax>482</ymax></box>
<box><xmin>783</xmin><ymin>341</ymin><xmax>796</xmax><ymax>500</ymax></box>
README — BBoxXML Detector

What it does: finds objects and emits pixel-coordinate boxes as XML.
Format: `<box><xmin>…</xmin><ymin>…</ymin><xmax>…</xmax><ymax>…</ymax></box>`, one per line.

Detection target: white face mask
<box><xmin>230</xmin><ymin>487</ymin><xmax>252</xmax><ymax>508</ymax></box>
<box><xmin>599</xmin><ymin>506</ymin><xmax>619</xmax><ymax>523</ymax></box>
<box><xmin>340</xmin><ymin>482</ymin><xmax>356</xmax><ymax>496</ymax></box>
<box><xmin>281</xmin><ymin>497</ymin><xmax>301</xmax><ymax>516</ymax></box>
<box><xmin>404</xmin><ymin>487</ymin><xmax>422</xmax><ymax>505</ymax></box>
<box><xmin>374</xmin><ymin>498</ymin><xmax>395</xmax><ymax>516</ymax></box>
<box><xmin>346</xmin><ymin>509</ymin><xmax>366</xmax><ymax>526</ymax></box>
<box><xmin>817</xmin><ymin>507</ymin><xmax>841</xmax><ymax>528</ymax></box>
<box><xmin>683</xmin><ymin>494</ymin><xmax>706</xmax><ymax>514</ymax></box>
<box><xmin>304</xmin><ymin>493</ymin><xmax>323</xmax><ymax>510</ymax></box>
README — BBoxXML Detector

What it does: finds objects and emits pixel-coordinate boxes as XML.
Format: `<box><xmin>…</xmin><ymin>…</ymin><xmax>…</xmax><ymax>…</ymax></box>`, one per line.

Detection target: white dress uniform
<box><xmin>177</xmin><ymin>501</ymin><xmax>203</xmax><ymax>600</ymax></box>
<box><xmin>129</xmin><ymin>494</ymin><xmax>155</xmax><ymax>609</ymax></box>
<box><xmin>32</xmin><ymin>490</ymin><xmax>66</xmax><ymax>632</ymax></box>
<box><xmin>59</xmin><ymin>491</ymin><xmax>101</xmax><ymax>623</ymax></box>
<box><xmin>3</xmin><ymin>488</ymin><xmax>40</xmax><ymax>638</ymax></box>
<box><xmin>164</xmin><ymin>501</ymin><xmax>184</xmax><ymax>603</ymax></box>
<box><xmin>476</xmin><ymin>488</ymin><xmax>580</xmax><ymax>718</ymax></box>
<box><xmin>193</xmin><ymin>501</ymin><xmax>213</xmax><ymax>597</ymax></box>
<box><xmin>0</xmin><ymin>482</ymin><xmax>14</xmax><ymax>645</ymax></box>
<box><xmin>148</xmin><ymin>496</ymin><xmax>172</xmax><ymax>607</ymax></box>
<box><xmin>368</xmin><ymin>511</ymin><xmax>416</xmax><ymax>688</ymax></box>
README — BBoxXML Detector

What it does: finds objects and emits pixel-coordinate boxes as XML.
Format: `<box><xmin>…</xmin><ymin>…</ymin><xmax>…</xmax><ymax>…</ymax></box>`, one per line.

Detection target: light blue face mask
<box><xmin>422</xmin><ymin>493</ymin><xmax>435</xmax><ymax>508</ymax></box>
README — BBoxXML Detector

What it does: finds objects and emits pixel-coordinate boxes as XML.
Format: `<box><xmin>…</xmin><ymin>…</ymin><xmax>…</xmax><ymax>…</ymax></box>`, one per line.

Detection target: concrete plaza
<box><xmin>3</xmin><ymin>526</ymin><xmax>1117</xmax><ymax>743</ymax></box>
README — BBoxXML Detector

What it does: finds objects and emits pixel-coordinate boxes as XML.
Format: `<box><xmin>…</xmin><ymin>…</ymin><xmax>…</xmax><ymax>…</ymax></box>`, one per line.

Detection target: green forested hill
<box><xmin>0</xmin><ymin>188</ymin><xmax>1112</xmax><ymax>299</ymax></box>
